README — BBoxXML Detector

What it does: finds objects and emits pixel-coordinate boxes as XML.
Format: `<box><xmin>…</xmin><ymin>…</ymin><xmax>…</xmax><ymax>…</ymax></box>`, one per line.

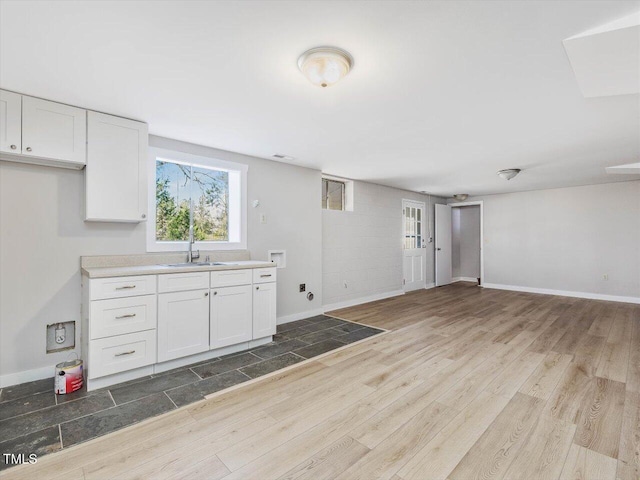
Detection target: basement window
<box><xmin>147</xmin><ymin>147</ymin><xmax>247</xmax><ymax>251</ymax></box>
<box><xmin>322</xmin><ymin>178</ymin><xmax>346</xmax><ymax>211</ymax></box>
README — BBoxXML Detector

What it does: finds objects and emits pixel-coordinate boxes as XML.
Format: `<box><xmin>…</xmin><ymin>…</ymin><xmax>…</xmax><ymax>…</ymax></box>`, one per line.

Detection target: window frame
<box><xmin>147</xmin><ymin>147</ymin><xmax>248</xmax><ymax>252</ymax></box>
<box><xmin>322</xmin><ymin>177</ymin><xmax>346</xmax><ymax>211</ymax></box>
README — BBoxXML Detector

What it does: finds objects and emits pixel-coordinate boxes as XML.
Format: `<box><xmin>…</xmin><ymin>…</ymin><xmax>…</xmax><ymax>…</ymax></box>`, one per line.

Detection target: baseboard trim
<box><xmin>0</xmin><ymin>364</ymin><xmax>55</xmax><ymax>388</ymax></box>
<box><xmin>323</xmin><ymin>290</ymin><xmax>405</xmax><ymax>313</ymax></box>
<box><xmin>453</xmin><ymin>277</ymin><xmax>478</xmax><ymax>283</ymax></box>
<box><xmin>483</xmin><ymin>283</ymin><xmax>640</xmax><ymax>305</ymax></box>
<box><xmin>277</xmin><ymin>308</ymin><xmax>325</xmax><ymax>325</ymax></box>
<box><xmin>425</xmin><ymin>283</ymin><xmax>435</xmax><ymax>290</ymax></box>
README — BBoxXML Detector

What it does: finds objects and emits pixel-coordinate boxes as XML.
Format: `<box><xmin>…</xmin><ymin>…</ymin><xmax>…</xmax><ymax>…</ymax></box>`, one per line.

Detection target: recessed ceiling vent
<box><xmin>272</xmin><ymin>154</ymin><xmax>295</xmax><ymax>161</ymax></box>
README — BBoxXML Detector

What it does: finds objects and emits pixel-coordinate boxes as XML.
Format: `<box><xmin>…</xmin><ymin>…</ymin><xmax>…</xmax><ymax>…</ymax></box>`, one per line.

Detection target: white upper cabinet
<box><xmin>85</xmin><ymin>111</ymin><xmax>148</xmax><ymax>222</ymax></box>
<box><xmin>0</xmin><ymin>90</ymin><xmax>22</xmax><ymax>154</ymax></box>
<box><xmin>21</xmin><ymin>95</ymin><xmax>86</xmax><ymax>167</ymax></box>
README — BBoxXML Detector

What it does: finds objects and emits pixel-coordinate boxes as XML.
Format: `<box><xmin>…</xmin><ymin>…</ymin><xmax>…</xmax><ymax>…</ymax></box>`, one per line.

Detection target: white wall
<box><xmin>0</xmin><ymin>136</ymin><xmax>322</xmax><ymax>385</ymax></box>
<box><xmin>452</xmin><ymin>205</ymin><xmax>481</xmax><ymax>280</ymax></box>
<box><xmin>466</xmin><ymin>181</ymin><xmax>640</xmax><ymax>300</ymax></box>
<box><xmin>322</xmin><ymin>180</ymin><xmax>446</xmax><ymax>308</ymax></box>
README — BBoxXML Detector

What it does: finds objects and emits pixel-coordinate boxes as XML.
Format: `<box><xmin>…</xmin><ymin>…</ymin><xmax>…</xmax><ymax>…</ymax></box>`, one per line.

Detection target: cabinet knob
<box><xmin>205</xmin><ymin>292</ymin><xmax>209</xmax><ymax>297</ymax></box>
<box><xmin>256</xmin><ymin>286</ymin><xmax>260</xmax><ymax>290</ymax></box>
<box><xmin>141</xmin><ymin>214</ymin><xmax>146</xmax><ymax>219</ymax></box>
<box><xmin>10</xmin><ymin>145</ymin><xmax>16</xmax><ymax>150</ymax></box>
<box><xmin>26</xmin><ymin>147</ymin><xmax>32</xmax><ymax>152</ymax></box>
<box><xmin>213</xmin><ymin>291</ymin><xmax>217</xmax><ymax>295</ymax></box>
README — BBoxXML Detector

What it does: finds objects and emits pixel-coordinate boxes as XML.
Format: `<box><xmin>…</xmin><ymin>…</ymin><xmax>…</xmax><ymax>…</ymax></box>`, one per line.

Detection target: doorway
<box><xmin>436</xmin><ymin>201</ymin><xmax>484</xmax><ymax>287</ymax></box>
<box><xmin>452</xmin><ymin>204</ymin><xmax>482</xmax><ymax>285</ymax></box>
<box><xmin>402</xmin><ymin>199</ymin><xmax>427</xmax><ymax>291</ymax></box>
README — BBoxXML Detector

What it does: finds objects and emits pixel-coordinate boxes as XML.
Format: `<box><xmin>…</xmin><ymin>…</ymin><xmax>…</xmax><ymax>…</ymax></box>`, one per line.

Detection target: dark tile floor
<box><xmin>0</xmin><ymin>315</ymin><xmax>383</xmax><ymax>470</ymax></box>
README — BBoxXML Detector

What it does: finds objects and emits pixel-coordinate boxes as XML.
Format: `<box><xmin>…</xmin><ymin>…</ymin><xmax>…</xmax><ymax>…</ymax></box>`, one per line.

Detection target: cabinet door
<box><xmin>86</xmin><ymin>112</ymin><xmax>148</xmax><ymax>222</ymax></box>
<box><xmin>252</xmin><ymin>282</ymin><xmax>276</xmax><ymax>339</ymax></box>
<box><xmin>0</xmin><ymin>90</ymin><xmax>21</xmax><ymax>154</ymax></box>
<box><xmin>210</xmin><ymin>285</ymin><xmax>252</xmax><ymax>349</ymax></box>
<box><xmin>22</xmin><ymin>96</ymin><xmax>86</xmax><ymax>165</ymax></box>
<box><xmin>157</xmin><ymin>289</ymin><xmax>209</xmax><ymax>362</ymax></box>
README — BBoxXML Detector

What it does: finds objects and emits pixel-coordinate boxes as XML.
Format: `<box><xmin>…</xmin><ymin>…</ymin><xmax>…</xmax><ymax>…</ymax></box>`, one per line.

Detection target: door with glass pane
<box><xmin>403</xmin><ymin>200</ymin><xmax>426</xmax><ymax>291</ymax></box>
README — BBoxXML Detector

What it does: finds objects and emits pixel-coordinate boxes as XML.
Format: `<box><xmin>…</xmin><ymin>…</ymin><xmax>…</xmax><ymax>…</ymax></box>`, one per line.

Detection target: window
<box><xmin>322</xmin><ymin>178</ymin><xmax>345</xmax><ymax>211</ymax></box>
<box><xmin>147</xmin><ymin>148</ymin><xmax>247</xmax><ymax>251</ymax></box>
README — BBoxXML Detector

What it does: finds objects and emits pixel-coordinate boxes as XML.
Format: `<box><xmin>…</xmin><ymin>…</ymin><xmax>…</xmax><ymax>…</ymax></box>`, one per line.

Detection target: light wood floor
<box><xmin>2</xmin><ymin>283</ymin><xmax>639</xmax><ymax>480</ymax></box>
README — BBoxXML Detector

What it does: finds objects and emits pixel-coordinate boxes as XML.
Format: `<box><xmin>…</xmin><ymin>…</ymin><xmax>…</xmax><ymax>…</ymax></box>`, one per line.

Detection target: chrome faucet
<box><xmin>187</xmin><ymin>224</ymin><xmax>200</xmax><ymax>263</ymax></box>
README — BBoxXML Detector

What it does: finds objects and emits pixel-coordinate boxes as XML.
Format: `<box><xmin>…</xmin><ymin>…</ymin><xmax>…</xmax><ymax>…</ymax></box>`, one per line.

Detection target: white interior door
<box><xmin>403</xmin><ymin>200</ymin><xmax>426</xmax><ymax>291</ymax></box>
<box><xmin>435</xmin><ymin>204</ymin><xmax>453</xmax><ymax>286</ymax></box>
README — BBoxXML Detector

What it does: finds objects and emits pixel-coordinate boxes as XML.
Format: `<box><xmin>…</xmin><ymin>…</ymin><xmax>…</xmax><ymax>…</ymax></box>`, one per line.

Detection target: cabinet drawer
<box><xmin>88</xmin><ymin>330</ymin><xmax>156</xmax><ymax>379</ymax></box>
<box><xmin>90</xmin><ymin>295</ymin><xmax>157</xmax><ymax>339</ymax></box>
<box><xmin>90</xmin><ymin>275</ymin><xmax>156</xmax><ymax>300</ymax></box>
<box><xmin>158</xmin><ymin>272</ymin><xmax>209</xmax><ymax>293</ymax></box>
<box><xmin>210</xmin><ymin>269</ymin><xmax>252</xmax><ymax>288</ymax></box>
<box><xmin>253</xmin><ymin>267</ymin><xmax>277</xmax><ymax>284</ymax></box>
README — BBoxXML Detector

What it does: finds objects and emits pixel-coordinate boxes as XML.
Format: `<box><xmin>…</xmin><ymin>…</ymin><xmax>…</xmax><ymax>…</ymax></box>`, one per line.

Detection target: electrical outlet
<box><xmin>55</xmin><ymin>325</ymin><xmax>66</xmax><ymax>344</ymax></box>
<box><xmin>603</xmin><ymin>274</ymin><xmax>609</xmax><ymax>280</ymax></box>
<box><xmin>299</xmin><ymin>283</ymin><xmax>306</xmax><ymax>292</ymax></box>
<box><xmin>260</xmin><ymin>213</ymin><xmax>267</xmax><ymax>224</ymax></box>
<box><xmin>47</xmin><ymin>321</ymin><xmax>75</xmax><ymax>353</ymax></box>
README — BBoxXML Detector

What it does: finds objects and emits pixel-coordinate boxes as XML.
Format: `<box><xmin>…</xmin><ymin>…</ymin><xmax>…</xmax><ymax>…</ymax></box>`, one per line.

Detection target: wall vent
<box><xmin>272</xmin><ymin>154</ymin><xmax>295</xmax><ymax>161</ymax></box>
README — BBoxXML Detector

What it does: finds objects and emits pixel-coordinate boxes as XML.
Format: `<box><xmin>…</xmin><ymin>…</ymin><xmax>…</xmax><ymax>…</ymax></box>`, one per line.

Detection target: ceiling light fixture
<box><xmin>497</xmin><ymin>168</ymin><xmax>521</xmax><ymax>180</ymax></box>
<box><xmin>452</xmin><ymin>194</ymin><xmax>469</xmax><ymax>201</ymax></box>
<box><xmin>298</xmin><ymin>46</ymin><xmax>354</xmax><ymax>88</ymax></box>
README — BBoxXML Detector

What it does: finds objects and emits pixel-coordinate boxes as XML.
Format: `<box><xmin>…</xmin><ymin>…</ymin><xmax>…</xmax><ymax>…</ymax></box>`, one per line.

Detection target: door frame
<box><xmin>448</xmin><ymin>201</ymin><xmax>484</xmax><ymax>286</ymax></box>
<box><xmin>402</xmin><ymin>199</ymin><xmax>427</xmax><ymax>291</ymax></box>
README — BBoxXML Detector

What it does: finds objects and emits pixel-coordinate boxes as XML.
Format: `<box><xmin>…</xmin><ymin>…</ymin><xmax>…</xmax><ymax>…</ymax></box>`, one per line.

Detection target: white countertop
<box><xmin>82</xmin><ymin>260</ymin><xmax>275</xmax><ymax>279</ymax></box>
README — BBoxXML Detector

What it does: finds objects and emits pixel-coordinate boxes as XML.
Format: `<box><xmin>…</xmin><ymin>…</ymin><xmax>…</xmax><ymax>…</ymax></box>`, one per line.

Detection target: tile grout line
<box><xmin>190</xmin><ymin>367</ymin><xmax>203</xmax><ymax>381</ymax></box>
<box><xmin>163</xmin><ymin>391</ymin><xmax>179</xmax><ymax>410</ymax></box>
<box><xmin>58</xmin><ymin>423</ymin><xmax>63</xmax><ymax>450</ymax></box>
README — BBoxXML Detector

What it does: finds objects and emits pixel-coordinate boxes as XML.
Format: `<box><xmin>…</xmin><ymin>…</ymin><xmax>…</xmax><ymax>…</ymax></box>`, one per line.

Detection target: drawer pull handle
<box><xmin>260</xmin><ymin>274</ymin><xmax>272</xmax><ymax>278</ymax></box>
<box><xmin>115</xmin><ymin>313</ymin><xmax>137</xmax><ymax>319</ymax></box>
<box><xmin>115</xmin><ymin>285</ymin><xmax>137</xmax><ymax>290</ymax></box>
<box><xmin>115</xmin><ymin>350</ymin><xmax>136</xmax><ymax>357</ymax></box>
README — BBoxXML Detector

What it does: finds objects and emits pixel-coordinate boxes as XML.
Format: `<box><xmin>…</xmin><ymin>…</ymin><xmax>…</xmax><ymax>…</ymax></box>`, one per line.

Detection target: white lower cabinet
<box><xmin>253</xmin><ymin>282</ymin><xmax>277</xmax><ymax>338</ymax></box>
<box><xmin>84</xmin><ymin>266</ymin><xmax>277</xmax><ymax>389</ymax></box>
<box><xmin>88</xmin><ymin>330</ymin><xmax>156</xmax><ymax>379</ymax></box>
<box><xmin>157</xmin><ymin>289</ymin><xmax>210</xmax><ymax>362</ymax></box>
<box><xmin>210</xmin><ymin>285</ymin><xmax>253</xmax><ymax>349</ymax></box>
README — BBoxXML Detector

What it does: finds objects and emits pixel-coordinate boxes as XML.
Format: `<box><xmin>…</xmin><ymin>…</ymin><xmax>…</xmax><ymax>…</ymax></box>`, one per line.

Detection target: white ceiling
<box><xmin>1</xmin><ymin>0</ymin><xmax>639</xmax><ymax>196</ymax></box>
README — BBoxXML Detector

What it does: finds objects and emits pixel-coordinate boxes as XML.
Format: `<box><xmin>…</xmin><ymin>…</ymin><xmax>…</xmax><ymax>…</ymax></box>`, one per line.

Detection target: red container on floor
<box><xmin>54</xmin><ymin>359</ymin><xmax>83</xmax><ymax>394</ymax></box>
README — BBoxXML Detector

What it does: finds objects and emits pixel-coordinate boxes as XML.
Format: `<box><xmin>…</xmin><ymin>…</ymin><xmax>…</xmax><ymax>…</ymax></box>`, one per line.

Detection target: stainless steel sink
<box><xmin>164</xmin><ymin>262</ymin><xmax>238</xmax><ymax>267</ymax></box>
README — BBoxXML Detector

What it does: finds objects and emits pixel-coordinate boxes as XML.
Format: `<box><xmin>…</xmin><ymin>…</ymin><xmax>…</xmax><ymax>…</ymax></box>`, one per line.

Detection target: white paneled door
<box><xmin>435</xmin><ymin>204</ymin><xmax>453</xmax><ymax>286</ymax></box>
<box><xmin>403</xmin><ymin>199</ymin><xmax>426</xmax><ymax>291</ymax></box>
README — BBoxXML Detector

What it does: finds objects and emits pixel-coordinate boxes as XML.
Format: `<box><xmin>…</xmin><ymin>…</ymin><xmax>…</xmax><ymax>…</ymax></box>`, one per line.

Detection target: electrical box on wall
<box><xmin>268</xmin><ymin>250</ymin><xmax>286</xmax><ymax>269</ymax></box>
<box><xmin>46</xmin><ymin>321</ymin><xmax>76</xmax><ymax>353</ymax></box>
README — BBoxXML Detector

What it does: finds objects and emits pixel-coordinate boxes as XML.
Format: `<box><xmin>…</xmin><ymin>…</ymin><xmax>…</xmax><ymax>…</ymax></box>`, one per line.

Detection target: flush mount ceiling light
<box><xmin>497</xmin><ymin>168</ymin><xmax>521</xmax><ymax>180</ymax></box>
<box><xmin>452</xmin><ymin>194</ymin><xmax>469</xmax><ymax>201</ymax></box>
<box><xmin>298</xmin><ymin>46</ymin><xmax>354</xmax><ymax>88</ymax></box>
